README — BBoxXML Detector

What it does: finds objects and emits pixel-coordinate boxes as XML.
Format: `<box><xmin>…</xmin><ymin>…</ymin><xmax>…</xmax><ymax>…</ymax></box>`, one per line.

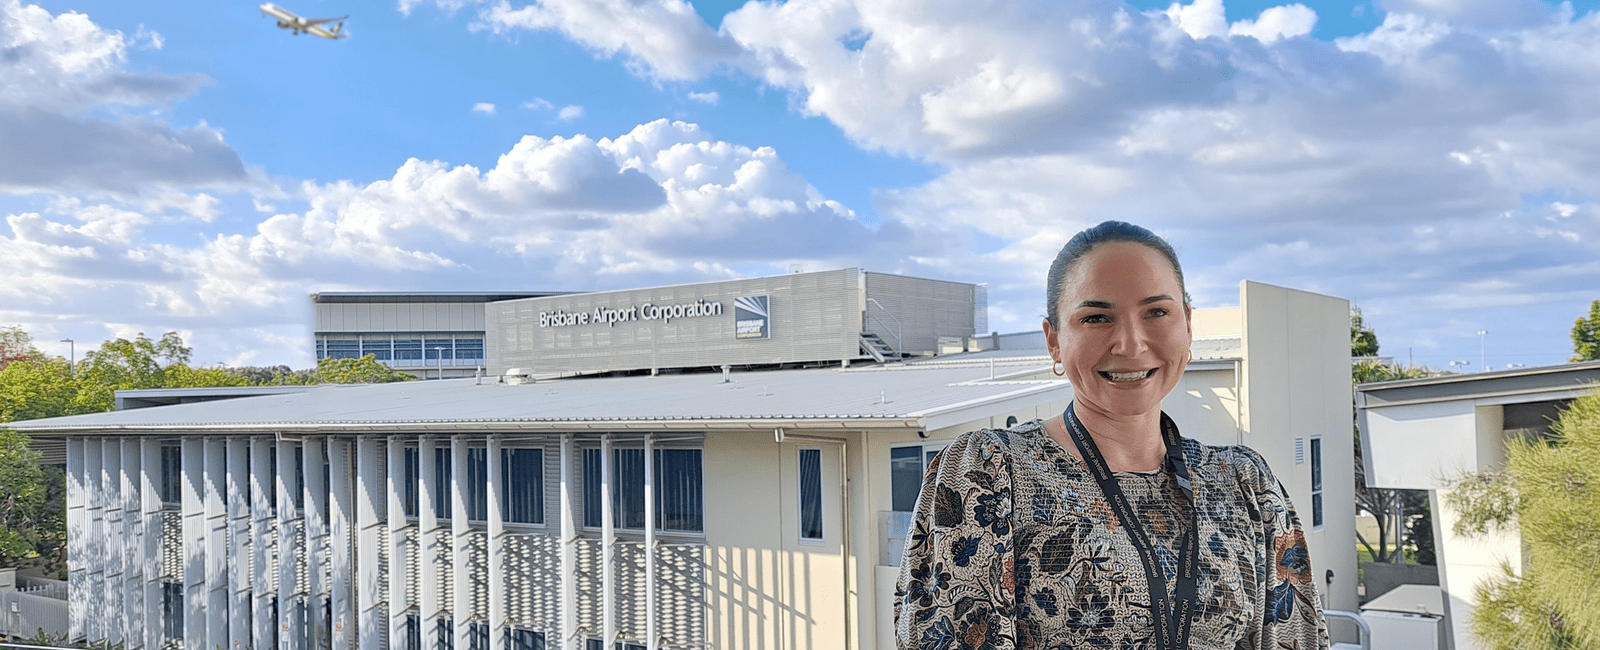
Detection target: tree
<box><xmin>1448</xmin><ymin>389</ymin><xmax>1600</xmax><ymax>649</ymax></box>
<box><xmin>1352</xmin><ymin>306</ymin><xmax>1380</xmax><ymax>358</ymax></box>
<box><xmin>1574</xmin><ymin>300</ymin><xmax>1600</xmax><ymax>363</ymax></box>
<box><xmin>0</xmin><ymin>325</ymin><xmax>42</xmax><ymax>370</ymax></box>
<box><xmin>0</xmin><ymin>428</ymin><xmax>47</xmax><ymax>564</ymax></box>
<box><xmin>313</xmin><ymin>355</ymin><xmax>417</xmax><ymax>384</ymax></box>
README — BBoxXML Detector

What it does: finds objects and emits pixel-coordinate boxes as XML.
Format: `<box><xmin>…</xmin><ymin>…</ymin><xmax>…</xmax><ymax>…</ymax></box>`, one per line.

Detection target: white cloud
<box><xmin>1</xmin><ymin>118</ymin><xmax>912</xmax><ymax>365</ymax></box>
<box><xmin>0</xmin><ymin>0</ymin><xmax>248</xmax><ymax>196</ymax></box>
<box><xmin>1228</xmin><ymin>4</ymin><xmax>1316</xmax><ymax>43</ymax></box>
<box><xmin>522</xmin><ymin>98</ymin><xmax>554</xmax><ymax>110</ymax></box>
<box><xmin>473</xmin><ymin>102</ymin><xmax>497</xmax><ymax>114</ymax></box>
<box><xmin>472</xmin><ymin>0</ymin><xmax>748</xmax><ymax>80</ymax></box>
<box><xmin>687</xmin><ymin>91</ymin><xmax>720</xmax><ymax>104</ymax></box>
<box><xmin>557</xmin><ymin>105</ymin><xmax>584</xmax><ymax>121</ymax></box>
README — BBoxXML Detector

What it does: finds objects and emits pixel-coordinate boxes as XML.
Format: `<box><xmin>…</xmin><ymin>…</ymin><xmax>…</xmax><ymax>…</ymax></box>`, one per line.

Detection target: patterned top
<box><xmin>894</xmin><ymin>419</ymin><xmax>1329</xmax><ymax>650</ymax></box>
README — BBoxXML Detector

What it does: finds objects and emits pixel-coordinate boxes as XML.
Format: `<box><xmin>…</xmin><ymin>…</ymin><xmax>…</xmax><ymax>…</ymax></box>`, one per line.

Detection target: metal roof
<box><xmin>310</xmin><ymin>291</ymin><xmax>572</xmax><ymax>304</ymax></box>
<box><xmin>8</xmin><ymin>363</ymin><xmax>1072</xmax><ymax>435</ymax></box>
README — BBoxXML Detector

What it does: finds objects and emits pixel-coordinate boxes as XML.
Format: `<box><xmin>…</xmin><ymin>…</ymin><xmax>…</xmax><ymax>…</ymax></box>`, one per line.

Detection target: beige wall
<box><xmin>1240</xmin><ymin>280</ymin><xmax>1358</xmax><ymax>613</ymax></box>
<box><xmin>703</xmin><ymin>431</ymin><xmax>862</xmax><ymax>650</ymax></box>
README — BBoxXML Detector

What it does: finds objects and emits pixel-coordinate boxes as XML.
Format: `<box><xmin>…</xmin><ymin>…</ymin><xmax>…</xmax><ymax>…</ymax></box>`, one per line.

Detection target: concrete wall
<box><xmin>1240</xmin><ymin>280</ymin><xmax>1359</xmax><ymax>613</ymax></box>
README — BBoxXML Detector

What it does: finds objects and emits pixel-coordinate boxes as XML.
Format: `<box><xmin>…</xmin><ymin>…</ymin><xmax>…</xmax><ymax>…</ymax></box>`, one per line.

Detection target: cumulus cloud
<box><xmin>3</xmin><ymin>118</ymin><xmax>912</xmax><ymax>364</ymax></box>
<box><xmin>0</xmin><ymin>0</ymin><xmax>249</xmax><ymax>196</ymax></box>
<box><xmin>686</xmin><ymin>91</ymin><xmax>720</xmax><ymax>104</ymax></box>
<box><xmin>473</xmin><ymin>102</ymin><xmax>497</xmax><ymax>114</ymax></box>
<box><xmin>472</xmin><ymin>0</ymin><xmax>748</xmax><ymax>80</ymax></box>
<box><xmin>557</xmin><ymin>105</ymin><xmax>584</xmax><ymax>121</ymax></box>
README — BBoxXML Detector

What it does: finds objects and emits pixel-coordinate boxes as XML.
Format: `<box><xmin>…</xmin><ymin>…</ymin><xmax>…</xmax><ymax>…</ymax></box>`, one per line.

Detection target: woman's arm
<box><xmin>1238</xmin><ymin>448</ymin><xmax>1330</xmax><ymax>650</ymax></box>
<box><xmin>894</xmin><ymin>430</ymin><xmax>1018</xmax><ymax>650</ymax></box>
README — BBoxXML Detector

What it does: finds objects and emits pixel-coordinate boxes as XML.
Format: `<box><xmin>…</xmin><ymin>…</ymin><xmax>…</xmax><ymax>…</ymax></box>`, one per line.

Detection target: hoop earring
<box><xmin>1052</xmin><ymin>361</ymin><xmax>1066</xmax><ymax>377</ymax></box>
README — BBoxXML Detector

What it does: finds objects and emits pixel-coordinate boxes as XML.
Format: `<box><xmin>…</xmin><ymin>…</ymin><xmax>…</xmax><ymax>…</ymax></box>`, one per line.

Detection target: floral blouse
<box><xmin>894</xmin><ymin>419</ymin><xmax>1329</xmax><ymax>650</ymax></box>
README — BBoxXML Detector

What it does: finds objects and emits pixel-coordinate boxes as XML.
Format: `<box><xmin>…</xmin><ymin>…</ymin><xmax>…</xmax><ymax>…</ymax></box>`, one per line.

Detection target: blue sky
<box><xmin>4</xmin><ymin>0</ymin><xmax>1599</xmax><ymax>371</ymax></box>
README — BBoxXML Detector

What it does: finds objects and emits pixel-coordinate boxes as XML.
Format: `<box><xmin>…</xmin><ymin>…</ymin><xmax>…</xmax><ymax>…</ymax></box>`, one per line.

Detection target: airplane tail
<box><xmin>332</xmin><ymin>22</ymin><xmax>344</xmax><ymax>36</ymax></box>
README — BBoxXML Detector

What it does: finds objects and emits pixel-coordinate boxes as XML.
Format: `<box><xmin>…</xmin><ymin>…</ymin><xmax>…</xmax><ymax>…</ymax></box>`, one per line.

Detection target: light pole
<box><xmin>1477</xmin><ymin>330</ymin><xmax>1487</xmax><ymax>372</ymax></box>
<box><xmin>1449</xmin><ymin>360</ymin><xmax>1471</xmax><ymax>374</ymax></box>
<box><xmin>432</xmin><ymin>346</ymin><xmax>446</xmax><ymax>380</ymax></box>
<box><xmin>59</xmin><ymin>338</ymin><xmax>74</xmax><ymax>373</ymax></box>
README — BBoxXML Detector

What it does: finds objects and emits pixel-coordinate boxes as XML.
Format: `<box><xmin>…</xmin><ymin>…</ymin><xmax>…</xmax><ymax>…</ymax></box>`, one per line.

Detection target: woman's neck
<box><xmin>1051</xmin><ymin>402</ymin><xmax>1166</xmax><ymax>473</ymax></box>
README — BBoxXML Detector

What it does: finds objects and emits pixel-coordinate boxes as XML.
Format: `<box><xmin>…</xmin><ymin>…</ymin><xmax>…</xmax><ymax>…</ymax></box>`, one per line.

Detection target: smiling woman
<box><xmin>893</xmin><ymin>221</ymin><xmax>1330</xmax><ymax>650</ymax></box>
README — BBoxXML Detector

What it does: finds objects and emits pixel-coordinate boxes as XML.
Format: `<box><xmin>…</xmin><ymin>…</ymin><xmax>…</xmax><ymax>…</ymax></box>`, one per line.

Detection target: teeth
<box><xmin>1104</xmin><ymin>370</ymin><xmax>1151</xmax><ymax>382</ymax></box>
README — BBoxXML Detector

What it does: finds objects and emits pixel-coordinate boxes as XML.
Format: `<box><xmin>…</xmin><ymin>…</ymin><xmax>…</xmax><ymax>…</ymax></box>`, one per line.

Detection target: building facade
<box><xmin>313</xmin><ymin>292</ymin><xmax>565</xmax><ymax>379</ymax></box>
<box><xmin>1357</xmin><ymin>362</ymin><xmax>1600</xmax><ymax>650</ymax></box>
<box><xmin>23</xmin><ymin>278</ymin><xmax>1358</xmax><ymax>650</ymax></box>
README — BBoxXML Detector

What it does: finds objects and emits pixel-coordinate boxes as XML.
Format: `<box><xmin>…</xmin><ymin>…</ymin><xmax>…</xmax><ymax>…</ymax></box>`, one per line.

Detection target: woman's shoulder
<box><xmin>932</xmin><ymin>419</ymin><xmax>1052</xmax><ymax>468</ymax></box>
<box><xmin>1184</xmin><ymin>438</ymin><xmax>1280</xmax><ymax>488</ymax></box>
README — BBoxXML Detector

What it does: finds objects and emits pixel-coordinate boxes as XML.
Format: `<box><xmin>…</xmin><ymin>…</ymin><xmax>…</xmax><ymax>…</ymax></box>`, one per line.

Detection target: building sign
<box><xmin>734</xmin><ymin>295</ymin><xmax>770</xmax><ymax>340</ymax></box>
<box><xmin>539</xmin><ymin>299</ymin><xmax>723</xmax><ymax>328</ymax></box>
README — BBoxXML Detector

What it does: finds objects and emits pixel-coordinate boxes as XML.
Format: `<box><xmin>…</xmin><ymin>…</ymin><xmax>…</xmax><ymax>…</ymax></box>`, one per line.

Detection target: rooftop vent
<box><xmin>504</xmin><ymin>368</ymin><xmax>534</xmax><ymax>385</ymax></box>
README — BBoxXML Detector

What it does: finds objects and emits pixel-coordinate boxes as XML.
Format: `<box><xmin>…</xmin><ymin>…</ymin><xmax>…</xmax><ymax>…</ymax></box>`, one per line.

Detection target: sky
<box><xmin>4</xmin><ymin>0</ymin><xmax>1599</xmax><ymax>371</ymax></box>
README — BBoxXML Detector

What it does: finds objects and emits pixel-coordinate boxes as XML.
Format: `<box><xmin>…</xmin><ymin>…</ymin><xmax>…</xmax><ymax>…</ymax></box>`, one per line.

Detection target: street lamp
<box><xmin>1506</xmin><ymin>363</ymin><xmax>1526</xmax><ymax>370</ymax></box>
<box><xmin>432</xmin><ymin>346</ymin><xmax>446</xmax><ymax>380</ymax></box>
<box><xmin>1449</xmin><ymin>360</ymin><xmax>1471</xmax><ymax>373</ymax></box>
<box><xmin>59</xmin><ymin>338</ymin><xmax>74</xmax><ymax>373</ymax></box>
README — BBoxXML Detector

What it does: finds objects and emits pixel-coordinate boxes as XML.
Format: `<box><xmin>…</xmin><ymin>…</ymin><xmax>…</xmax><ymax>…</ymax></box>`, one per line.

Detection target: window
<box><xmin>159</xmin><ymin>444</ymin><xmax>182</xmax><ymax>504</ymax></box>
<box><xmin>582</xmin><ymin>446</ymin><xmax>703</xmax><ymax>532</ymax></box>
<box><xmin>503</xmin><ymin>448</ymin><xmax>544</xmax><ymax>525</ymax></box>
<box><xmin>425</xmin><ymin>338</ymin><xmax>454</xmax><ymax>361</ymax></box>
<box><xmin>161</xmin><ymin>581</ymin><xmax>182</xmax><ymax>641</ymax></box>
<box><xmin>468</xmin><ymin>622</ymin><xmax>490</xmax><ymax>650</ymax></box>
<box><xmin>455</xmin><ymin>338</ymin><xmax>485</xmax><ymax>362</ymax></box>
<box><xmin>1310</xmin><ymin>437</ymin><xmax>1324</xmax><ymax>528</ymax></box>
<box><xmin>585</xmin><ymin>641</ymin><xmax>644</xmax><ymax>650</ymax></box>
<box><xmin>294</xmin><ymin>446</ymin><xmax>305</xmax><ymax>509</ymax></box>
<box><xmin>435</xmin><ymin>448</ymin><xmax>453</xmax><ymax>520</ymax></box>
<box><xmin>436</xmin><ymin>618</ymin><xmax>453</xmax><ymax>650</ymax></box>
<box><xmin>404</xmin><ymin>446</ymin><xmax>420</xmax><ymax>517</ymax></box>
<box><xmin>325</xmin><ymin>339</ymin><xmax>360</xmax><ymax>359</ymax></box>
<box><xmin>890</xmin><ymin>445</ymin><xmax>943</xmax><ymax>512</ymax></box>
<box><xmin>404</xmin><ymin>614</ymin><xmax>421</xmax><ymax>650</ymax></box>
<box><xmin>395</xmin><ymin>339</ymin><xmax>423</xmax><ymax>361</ymax></box>
<box><xmin>465</xmin><ymin>447</ymin><xmax>489</xmax><ymax>522</ymax></box>
<box><xmin>362</xmin><ymin>337</ymin><xmax>393</xmax><ymax>361</ymax></box>
<box><xmin>799</xmin><ymin>449</ymin><xmax>823</xmax><ymax>541</ymax></box>
<box><xmin>507</xmin><ymin>628</ymin><xmax>545</xmax><ymax>650</ymax></box>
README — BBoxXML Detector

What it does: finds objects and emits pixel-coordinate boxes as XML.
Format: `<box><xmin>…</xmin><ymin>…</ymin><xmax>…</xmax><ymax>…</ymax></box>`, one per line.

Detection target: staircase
<box><xmin>860</xmin><ymin>332</ymin><xmax>897</xmax><ymax>363</ymax></box>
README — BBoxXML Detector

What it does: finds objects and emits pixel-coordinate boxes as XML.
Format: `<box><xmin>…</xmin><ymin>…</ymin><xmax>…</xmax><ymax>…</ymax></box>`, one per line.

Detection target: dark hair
<box><xmin>1045</xmin><ymin>220</ymin><xmax>1189</xmax><ymax>328</ymax></box>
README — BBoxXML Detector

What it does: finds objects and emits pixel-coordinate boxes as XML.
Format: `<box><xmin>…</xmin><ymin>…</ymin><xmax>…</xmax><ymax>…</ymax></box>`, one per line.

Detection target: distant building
<box><xmin>312</xmin><ymin>292</ymin><xmax>567</xmax><ymax>379</ymax></box>
<box><xmin>1358</xmin><ymin>362</ymin><xmax>1600</xmax><ymax>650</ymax></box>
<box><xmin>18</xmin><ymin>274</ymin><xmax>1356</xmax><ymax>650</ymax></box>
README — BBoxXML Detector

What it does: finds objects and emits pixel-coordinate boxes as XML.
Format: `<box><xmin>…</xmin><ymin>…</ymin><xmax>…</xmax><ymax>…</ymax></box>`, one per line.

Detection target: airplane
<box><xmin>259</xmin><ymin>3</ymin><xmax>347</xmax><ymax>39</ymax></box>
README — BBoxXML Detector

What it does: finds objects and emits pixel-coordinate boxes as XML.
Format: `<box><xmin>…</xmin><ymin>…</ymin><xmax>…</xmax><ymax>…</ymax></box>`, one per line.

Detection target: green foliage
<box><xmin>0</xmin><ymin>325</ymin><xmax>42</xmax><ymax>369</ymax></box>
<box><xmin>1573</xmin><ymin>300</ymin><xmax>1600</xmax><ymax>363</ymax></box>
<box><xmin>1351</xmin><ymin>306</ymin><xmax>1380</xmax><ymax>358</ymax></box>
<box><xmin>1454</xmin><ymin>390</ymin><xmax>1600</xmax><ymax>649</ymax></box>
<box><xmin>0</xmin><ymin>355</ymin><xmax>85</xmax><ymax>423</ymax></box>
<box><xmin>313</xmin><ymin>355</ymin><xmax>417</xmax><ymax>384</ymax></box>
<box><xmin>0</xmin><ymin>429</ymin><xmax>50</xmax><ymax>564</ymax></box>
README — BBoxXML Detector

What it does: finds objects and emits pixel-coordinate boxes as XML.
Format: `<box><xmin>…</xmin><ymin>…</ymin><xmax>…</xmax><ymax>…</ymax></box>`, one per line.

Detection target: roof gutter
<box><xmin>9</xmin><ymin>417</ymin><xmax>931</xmax><ymax>436</ymax></box>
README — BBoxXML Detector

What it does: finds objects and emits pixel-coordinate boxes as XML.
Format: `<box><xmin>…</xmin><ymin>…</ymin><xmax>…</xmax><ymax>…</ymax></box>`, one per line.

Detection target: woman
<box><xmin>895</xmin><ymin>221</ymin><xmax>1328</xmax><ymax>649</ymax></box>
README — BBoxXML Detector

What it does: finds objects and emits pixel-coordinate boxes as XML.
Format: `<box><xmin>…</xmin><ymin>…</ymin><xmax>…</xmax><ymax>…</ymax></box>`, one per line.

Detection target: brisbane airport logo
<box><xmin>734</xmin><ymin>296</ymin><xmax>770</xmax><ymax>340</ymax></box>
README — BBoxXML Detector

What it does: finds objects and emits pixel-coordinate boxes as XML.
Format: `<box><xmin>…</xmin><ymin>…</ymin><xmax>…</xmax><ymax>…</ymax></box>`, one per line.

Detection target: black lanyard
<box><xmin>1062</xmin><ymin>402</ymin><xmax>1199</xmax><ymax>650</ymax></box>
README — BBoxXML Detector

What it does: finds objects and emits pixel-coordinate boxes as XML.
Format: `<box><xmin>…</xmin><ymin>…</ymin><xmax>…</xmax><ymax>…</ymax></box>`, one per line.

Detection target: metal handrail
<box><xmin>0</xmin><ymin>643</ymin><xmax>79</xmax><ymax>650</ymax></box>
<box><xmin>865</xmin><ymin>298</ymin><xmax>902</xmax><ymax>356</ymax></box>
<box><xmin>1324</xmin><ymin>610</ymin><xmax>1372</xmax><ymax>650</ymax></box>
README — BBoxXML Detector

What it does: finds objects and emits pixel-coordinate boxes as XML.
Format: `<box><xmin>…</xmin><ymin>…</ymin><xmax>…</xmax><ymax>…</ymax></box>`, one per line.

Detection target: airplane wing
<box><xmin>304</xmin><ymin>15</ymin><xmax>347</xmax><ymax>26</ymax></box>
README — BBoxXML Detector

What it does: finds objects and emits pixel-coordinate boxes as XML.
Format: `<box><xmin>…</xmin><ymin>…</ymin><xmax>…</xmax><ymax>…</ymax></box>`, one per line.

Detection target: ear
<box><xmin>1043</xmin><ymin>318</ymin><xmax>1061</xmax><ymax>362</ymax></box>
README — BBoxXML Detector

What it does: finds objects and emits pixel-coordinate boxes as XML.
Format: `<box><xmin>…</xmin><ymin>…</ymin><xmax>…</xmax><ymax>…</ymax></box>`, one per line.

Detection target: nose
<box><xmin>1109</xmin><ymin>318</ymin><xmax>1149</xmax><ymax>357</ymax></box>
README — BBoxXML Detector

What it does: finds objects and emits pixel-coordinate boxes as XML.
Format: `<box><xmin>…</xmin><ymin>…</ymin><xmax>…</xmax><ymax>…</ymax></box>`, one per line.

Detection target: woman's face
<box><xmin>1044</xmin><ymin>241</ymin><xmax>1192</xmax><ymax>420</ymax></box>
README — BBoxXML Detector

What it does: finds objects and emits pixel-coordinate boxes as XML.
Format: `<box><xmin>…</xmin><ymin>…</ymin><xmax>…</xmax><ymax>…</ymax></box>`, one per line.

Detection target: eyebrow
<box><xmin>1073</xmin><ymin>294</ymin><xmax>1177</xmax><ymax>310</ymax></box>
